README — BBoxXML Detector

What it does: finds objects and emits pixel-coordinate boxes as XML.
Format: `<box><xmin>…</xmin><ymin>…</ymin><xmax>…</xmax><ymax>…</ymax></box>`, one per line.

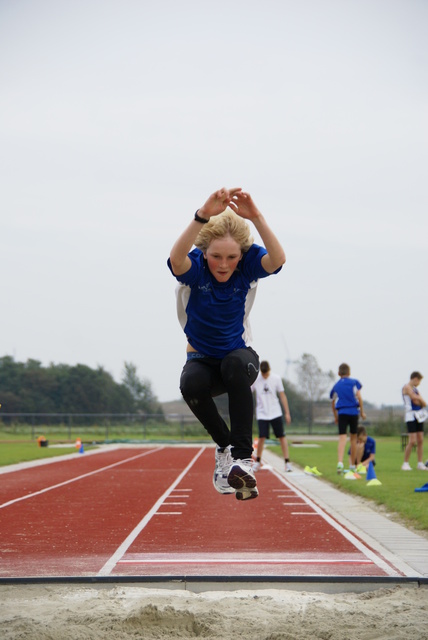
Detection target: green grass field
<box><xmin>270</xmin><ymin>437</ymin><xmax>428</xmax><ymax>533</ymax></box>
<box><xmin>0</xmin><ymin>442</ymin><xmax>85</xmax><ymax>466</ymax></box>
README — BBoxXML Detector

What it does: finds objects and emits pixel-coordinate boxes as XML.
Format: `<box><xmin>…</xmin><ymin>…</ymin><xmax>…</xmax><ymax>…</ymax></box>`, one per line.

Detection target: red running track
<box><xmin>0</xmin><ymin>446</ymin><xmax>403</xmax><ymax>578</ymax></box>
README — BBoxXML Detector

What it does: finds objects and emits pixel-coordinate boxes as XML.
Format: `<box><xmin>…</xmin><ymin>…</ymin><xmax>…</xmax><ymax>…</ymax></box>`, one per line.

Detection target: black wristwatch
<box><xmin>194</xmin><ymin>210</ymin><xmax>209</xmax><ymax>224</ymax></box>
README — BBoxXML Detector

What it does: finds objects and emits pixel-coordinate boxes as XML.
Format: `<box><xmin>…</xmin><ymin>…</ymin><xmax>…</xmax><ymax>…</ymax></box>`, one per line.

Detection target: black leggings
<box><xmin>179</xmin><ymin>347</ymin><xmax>260</xmax><ymax>460</ymax></box>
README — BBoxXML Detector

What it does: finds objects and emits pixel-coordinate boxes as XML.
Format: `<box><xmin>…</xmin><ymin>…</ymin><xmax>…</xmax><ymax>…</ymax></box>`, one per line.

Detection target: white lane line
<box><xmin>291</xmin><ymin>512</ymin><xmax>321</xmax><ymax>515</ymax></box>
<box><xmin>97</xmin><ymin>446</ymin><xmax>205</xmax><ymax>576</ymax></box>
<box><xmin>271</xmin><ymin>468</ymin><xmax>400</xmax><ymax>577</ymax></box>
<box><xmin>118</xmin><ymin>558</ymin><xmax>373</xmax><ymax>565</ymax></box>
<box><xmin>118</xmin><ymin>550</ymin><xmax>374</xmax><ymax>565</ymax></box>
<box><xmin>0</xmin><ymin>447</ymin><xmax>164</xmax><ymax>510</ymax></box>
<box><xmin>283</xmin><ymin>503</ymin><xmax>307</xmax><ymax>506</ymax></box>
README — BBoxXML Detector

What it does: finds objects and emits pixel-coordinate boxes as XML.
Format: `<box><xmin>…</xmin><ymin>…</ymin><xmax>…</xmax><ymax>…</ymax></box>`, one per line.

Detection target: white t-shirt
<box><xmin>251</xmin><ymin>372</ymin><xmax>284</xmax><ymax>420</ymax></box>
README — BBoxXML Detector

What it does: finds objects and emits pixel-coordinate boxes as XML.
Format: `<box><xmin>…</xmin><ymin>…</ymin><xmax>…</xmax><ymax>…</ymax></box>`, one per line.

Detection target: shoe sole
<box><xmin>228</xmin><ymin>464</ymin><xmax>258</xmax><ymax>501</ymax></box>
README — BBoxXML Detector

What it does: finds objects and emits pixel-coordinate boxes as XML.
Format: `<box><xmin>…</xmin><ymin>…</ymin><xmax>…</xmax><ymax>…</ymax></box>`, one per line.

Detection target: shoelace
<box><xmin>232</xmin><ymin>458</ymin><xmax>254</xmax><ymax>470</ymax></box>
<box><xmin>217</xmin><ymin>447</ymin><xmax>232</xmax><ymax>474</ymax></box>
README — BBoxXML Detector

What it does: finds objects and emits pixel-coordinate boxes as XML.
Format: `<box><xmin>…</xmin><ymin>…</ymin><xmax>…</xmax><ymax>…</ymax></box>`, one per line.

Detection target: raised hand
<box><xmin>228</xmin><ymin>191</ymin><xmax>262</xmax><ymax>221</ymax></box>
<box><xmin>198</xmin><ymin>187</ymin><xmax>242</xmax><ymax>219</ymax></box>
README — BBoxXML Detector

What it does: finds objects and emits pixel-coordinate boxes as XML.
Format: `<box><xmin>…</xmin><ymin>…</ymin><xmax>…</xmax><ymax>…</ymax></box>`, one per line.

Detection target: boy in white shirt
<box><xmin>251</xmin><ymin>360</ymin><xmax>292</xmax><ymax>472</ymax></box>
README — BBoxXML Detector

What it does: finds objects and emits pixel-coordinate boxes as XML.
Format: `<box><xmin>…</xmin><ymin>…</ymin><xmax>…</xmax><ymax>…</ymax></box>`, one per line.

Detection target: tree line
<box><xmin>0</xmin><ymin>356</ymin><xmax>163</xmax><ymax>418</ymax></box>
<box><xmin>0</xmin><ymin>352</ymin><xmax>339</xmax><ymax>426</ymax></box>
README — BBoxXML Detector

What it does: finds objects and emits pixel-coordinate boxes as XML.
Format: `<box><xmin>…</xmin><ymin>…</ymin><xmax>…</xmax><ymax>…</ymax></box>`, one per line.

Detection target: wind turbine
<box><xmin>281</xmin><ymin>334</ymin><xmax>298</xmax><ymax>379</ymax></box>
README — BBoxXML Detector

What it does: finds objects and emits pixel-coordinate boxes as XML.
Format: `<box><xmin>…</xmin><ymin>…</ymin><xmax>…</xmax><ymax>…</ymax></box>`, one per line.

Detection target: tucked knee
<box><xmin>221</xmin><ymin>356</ymin><xmax>246</xmax><ymax>384</ymax></box>
<box><xmin>180</xmin><ymin>375</ymin><xmax>207</xmax><ymax>403</ymax></box>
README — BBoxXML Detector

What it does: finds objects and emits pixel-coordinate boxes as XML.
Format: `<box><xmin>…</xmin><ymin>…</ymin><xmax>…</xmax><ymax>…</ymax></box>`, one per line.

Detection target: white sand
<box><xmin>1</xmin><ymin>583</ymin><xmax>428</xmax><ymax>639</ymax></box>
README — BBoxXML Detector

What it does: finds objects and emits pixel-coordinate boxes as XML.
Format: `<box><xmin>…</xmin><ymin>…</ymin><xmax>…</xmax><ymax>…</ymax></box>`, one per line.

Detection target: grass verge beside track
<box><xmin>0</xmin><ymin>442</ymin><xmax>91</xmax><ymax>466</ymax></box>
<box><xmin>271</xmin><ymin>437</ymin><xmax>428</xmax><ymax>532</ymax></box>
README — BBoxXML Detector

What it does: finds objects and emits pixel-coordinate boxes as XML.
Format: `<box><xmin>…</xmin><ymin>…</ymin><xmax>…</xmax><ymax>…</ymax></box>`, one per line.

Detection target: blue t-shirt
<box><xmin>348</xmin><ymin>436</ymin><xmax>376</xmax><ymax>460</ymax></box>
<box><xmin>362</xmin><ymin>436</ymin><xmax>376</xmax><ymax>459</ymax></box>
<box><xmin>167</xmin><ymin>244</ymin><xmax>281</xmax><ymax>358</ymax></box>
<box><xmin>330</xmin><ymin>377</ymin><xmax>362</xmax><ymax>415</ymax></box>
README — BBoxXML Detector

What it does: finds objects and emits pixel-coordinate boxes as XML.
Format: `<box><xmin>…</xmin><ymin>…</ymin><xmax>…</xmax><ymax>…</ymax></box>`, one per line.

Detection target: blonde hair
<box><xmin>194</xmin><ymin>208</ymin><xmax>253</xmax><ymax>253</ymax></box>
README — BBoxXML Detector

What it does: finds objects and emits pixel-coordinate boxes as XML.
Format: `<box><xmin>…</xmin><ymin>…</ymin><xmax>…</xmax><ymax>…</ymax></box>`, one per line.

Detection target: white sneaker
<box><xmin>252</xmin><ymin>461</ymin><xmax>261</xmax><ymax>472</ymax></box>
<box><xmin>227</xmin><ymin>459</ymin><xmax>258</xmax><ymax>500</ymax></box>
<box><xmin>213</xmin><ymin>446</ymin><xmax>235</xmax><ymax>494</ymax></box>
<box><xmin>401</xmin><ymin>462</ymin><xmax>412</xmax><ymax>471</ymax></box>
<box><xmin>417</xmin><ymin>462</ymin><xmax>428</xmax><ymax>471</ymax></box>
<box><xmin>285</xmin><ymin>462</ymin><xmax>292</xmax><ymax>472</ymax></box>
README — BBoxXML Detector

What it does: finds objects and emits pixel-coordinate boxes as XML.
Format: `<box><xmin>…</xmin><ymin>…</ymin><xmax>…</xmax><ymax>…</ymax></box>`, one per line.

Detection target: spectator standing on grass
<box><xmin>348</xmin><ymin>425</ymin><xmax>376</xmax><ymax>469</ymax></box>
<box><xmin>402</xmin><ymin>372</ymin><xmax>427</xmax><ymax>471</ymax></box>
<box><xmin>330</xmin><ymin>363</ymin><xmax>366</xmax><ymax>474</ymax></box>
<box><xmin>251</xmin><ymin>361</ymin><xmax>292</xmax><ymax>472</ymax></box>
<box><xmin>168</xmin><ymin>187</ymin><xmax>285</xmax><ymax>501</ymax></box>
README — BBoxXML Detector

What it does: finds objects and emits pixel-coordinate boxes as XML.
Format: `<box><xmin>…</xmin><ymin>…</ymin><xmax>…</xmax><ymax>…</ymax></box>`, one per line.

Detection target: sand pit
<box><xmin>1</xmin><ymin>583</ymin><xmax>428</xmax><ymax>639</ymax></box>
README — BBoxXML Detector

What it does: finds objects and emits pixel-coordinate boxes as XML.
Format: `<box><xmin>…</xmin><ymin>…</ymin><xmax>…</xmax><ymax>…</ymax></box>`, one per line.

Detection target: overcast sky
<box><xmin>1</xmin><ymin>0</ymin><xmax>427</xmax><ymax>408</ymax></box>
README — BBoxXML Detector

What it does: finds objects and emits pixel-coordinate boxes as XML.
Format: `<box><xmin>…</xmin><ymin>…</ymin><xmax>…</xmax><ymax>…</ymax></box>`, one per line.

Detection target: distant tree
<box><xmin>282</xmin><ymin>379</ymin><xmax>307</xmax><ymax>423</ymax></box>
<box><xmin>295</xmin><ymin>353</ymin><xmax>334</xmax><ymax>430</ymax></box>
<box><xmin>122</xmin><ymin>362</ymin><xmax>164</xmax><ymax>416</ymax></box>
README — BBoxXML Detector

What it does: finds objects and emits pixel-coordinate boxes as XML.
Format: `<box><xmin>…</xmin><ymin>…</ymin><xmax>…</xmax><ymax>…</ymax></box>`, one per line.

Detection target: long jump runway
<box><xmin>0</xmin><ymin>446</ymin><xmax>404</xmax><ymax>579</ymax></box>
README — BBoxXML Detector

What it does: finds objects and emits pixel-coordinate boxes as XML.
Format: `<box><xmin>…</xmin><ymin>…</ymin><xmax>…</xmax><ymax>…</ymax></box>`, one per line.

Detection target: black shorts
<box><xmin>257</xmin><ymin>416</ymin><xmax>285</xmax><ymax>439</ymax></box>
<box><xmin>407</xmin><ymin>420</ymin><xmax>424</xmax><ymax>434</ymax></box>
<box><xmin>338</xmin><ymin>414</ymin><xmax>359</xmax><ymax>435</ymax></box>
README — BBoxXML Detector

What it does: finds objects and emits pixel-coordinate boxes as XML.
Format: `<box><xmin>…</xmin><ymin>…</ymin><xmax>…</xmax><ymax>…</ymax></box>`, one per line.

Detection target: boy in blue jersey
<box><xmin>348</xmin><ymin>426</ymin><xmax>376</xmax><ymax>469</ymax></box>
<box><xmin>168</xmin><ymin>187</ymin><xmax>285</xmax><ymax>500</ymax></box>
<box><xmin>330</xmin><ymin>363</ymin><xmax>366</xmax><ymax>473</ymax></box>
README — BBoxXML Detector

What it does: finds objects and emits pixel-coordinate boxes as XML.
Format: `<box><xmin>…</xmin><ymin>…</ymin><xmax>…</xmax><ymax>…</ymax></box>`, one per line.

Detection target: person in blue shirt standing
<box><xmin>330</xmin><ymin>363</ymin><xmax>366</xmax><ymax>473</ymax></box>
<box><xmin>168</xmin><ymin>187</ymin><xmax>285</xmax><ymax>500</ymax></box>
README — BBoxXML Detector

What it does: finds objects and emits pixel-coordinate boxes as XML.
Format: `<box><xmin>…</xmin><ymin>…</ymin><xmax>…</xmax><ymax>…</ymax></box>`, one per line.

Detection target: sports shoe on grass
<box><xmin>417</xmin><ymin>462</ymin><xmax>428</xmax><ymax>471</ymax></box>
<box><xmin>213</xmin><ymin>445</ymin><xmax>235</xmax><ymax>494</ymax></box>
<box><xmin>356</xmin><ymin>464</ymin><xmax>367</xmax><ymax>474</ymax></box>
<box><xmin>310</xmin><ymin>466</ymin><xmax>322</xmax><ymax>476</ymax></box>
<box><xmin>401</xmin><ymin>462</ymin><xmax>412</xmax><ymax>471</ymax></box>
<box><xmin>337</xmin><ymin>462</ymin><xmax>344</xmax><ymax>474</ymax></box>
<box><xmin>304</xmin><ymin>466</ymin><xmax>322</xmax><ymax>476</ymax></box>
<box><xmin>227</xmin><ymin>459</ymin><xmax>258</xmax><ymax>500</ymax></box>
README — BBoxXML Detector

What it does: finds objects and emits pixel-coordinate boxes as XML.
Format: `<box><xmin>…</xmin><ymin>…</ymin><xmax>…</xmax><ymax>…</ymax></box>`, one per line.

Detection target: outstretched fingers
<box><xmin>214</xmin><ymin>187</ymin><xmax>242</xmax><ymax>206</ymax></box>
<box><xmin>229</xmin><ymin>191</ymin><xmax>259</xmax><ymax>220</ymax></box>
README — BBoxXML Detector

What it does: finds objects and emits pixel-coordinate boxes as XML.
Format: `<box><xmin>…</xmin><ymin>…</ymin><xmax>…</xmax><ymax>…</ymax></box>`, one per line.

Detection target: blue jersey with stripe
<box><xmin>168</xmin><ymin>244</ymin><xmax>280</xmax><ymax>358</ymax></box>
<box><xmin>403</xmin><ymin>386</ymin><xmax>423</xmax><ymax>421</ymax></box>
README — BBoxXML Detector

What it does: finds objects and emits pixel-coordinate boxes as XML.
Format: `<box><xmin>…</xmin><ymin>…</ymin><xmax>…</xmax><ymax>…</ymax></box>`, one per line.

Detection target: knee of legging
<box><xmin>221</xmin><ymin>355</ymin><xmax>248</xmax><ymax>385</ymax></box>
<box><xmin>180</xmin><ymin>375</ymin><xmax>208</xmax><ymax>401</ymax></box>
